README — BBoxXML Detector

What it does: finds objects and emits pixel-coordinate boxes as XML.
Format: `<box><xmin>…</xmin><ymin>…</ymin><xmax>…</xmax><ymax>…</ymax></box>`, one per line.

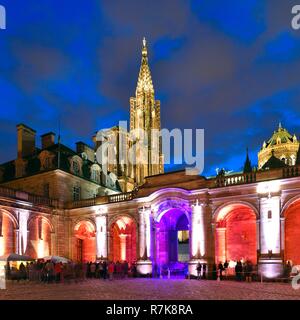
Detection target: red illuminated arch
<box><xmin>0</xmin><ymin>209</ymin><xmax>18</xmax><ymax>255</ymax></box>
<box><xmin>214</xmin><ymin>202</ymin><xmax>257</xmax><ymax>266</ymax></box>
<box><xmin>109</xmin><ymin>215</ymin><xmax>137</xmax><ymax>265</ymax></box>
<box><xmin>27</xmin><ymin>215</ymin><xmax>52</xmax><ymax>258</ymax></box>
<box><xmin>284</xmin><ymin>197</ymin><xmax>300</xmax><ymax>265</ymax></box>
<box><xmin>74</xmin><ymin>220</ymin><xmax>96</xmax><ymax>262</ymax></box>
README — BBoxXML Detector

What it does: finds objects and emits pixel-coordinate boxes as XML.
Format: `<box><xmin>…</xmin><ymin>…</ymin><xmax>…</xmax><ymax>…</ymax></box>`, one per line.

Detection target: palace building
<box><xmin>0</xmin><ymin>39</ymin><xmax>300</xmax><ymax>279</ymax></box>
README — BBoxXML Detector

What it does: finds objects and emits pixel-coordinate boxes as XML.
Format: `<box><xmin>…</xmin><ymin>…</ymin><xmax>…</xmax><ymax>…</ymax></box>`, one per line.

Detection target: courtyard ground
<box><xmin>0</xmin><ymin>278</ymin><xmax>300</xmax><ymax>300</ymax></box>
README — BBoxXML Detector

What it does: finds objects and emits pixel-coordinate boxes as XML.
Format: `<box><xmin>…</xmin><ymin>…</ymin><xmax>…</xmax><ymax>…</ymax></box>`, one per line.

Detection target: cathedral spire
<box><xmin>136</xmin><ymin>37</ymin><xmax>154</xmax><ymax>96</ymax></box>
<box><xmin>243</xmin><ymin>147</ymin><xmax>252</xmax><ymax>173</ymax></box>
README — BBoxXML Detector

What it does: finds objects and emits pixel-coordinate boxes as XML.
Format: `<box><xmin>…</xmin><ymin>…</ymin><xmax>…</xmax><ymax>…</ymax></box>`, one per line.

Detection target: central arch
<box><xmin>154</xmin><ymin>198</ymin><xmax>191</xmax><ymax>276</ymax></box>
<box><xmin>214</xmin><ymin>202</ymin><xmax>257</xmax><ymax>269</ymax></box>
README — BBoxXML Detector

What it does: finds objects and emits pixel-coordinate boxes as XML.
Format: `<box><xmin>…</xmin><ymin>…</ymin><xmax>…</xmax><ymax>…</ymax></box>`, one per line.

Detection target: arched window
<box><xmin>44</xmin><ymin>157</ymin><xmax>52</xmax><ymax>169</ymax></box>
<box><xmin>91</xmin><ymin>169</ymin><xmax>100</xmax><ymax>183</ymax></box>
<box><xmin>73</xmin><ymin>161</ymin><xmax>80</xmax><ymax>175</ymax></box>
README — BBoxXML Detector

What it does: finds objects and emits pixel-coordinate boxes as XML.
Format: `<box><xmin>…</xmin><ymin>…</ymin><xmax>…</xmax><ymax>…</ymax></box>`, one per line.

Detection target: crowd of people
<box><xmin>212</xmin><ymin>260</ymin><xmax>256</xmax><ymax>281</ymax></box>
<box><xmin>5</xmin><ymin>260</ymin><xmax>138</xmax><ymax>283</ymax></box>
<box><xmin>4</xmin><ymin>259</ymin><xmax>296</xmax><ymax>283</ymax></box>
<box><xmin>195</xmin><ymin>260</ymin><xmax>257</xmax><ymax>281</ymax></box>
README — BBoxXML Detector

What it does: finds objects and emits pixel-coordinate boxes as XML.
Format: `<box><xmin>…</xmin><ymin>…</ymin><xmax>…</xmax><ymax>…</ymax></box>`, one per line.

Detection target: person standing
<box><xmin>245</xmin><ymin>260</ymin><xmax>253</xmax><ymax>282</ymax></box>
<box><xmin>102</xmin><ymin>261</ymin><xmax>107</xmax><ymax>280</ymax></box>
<box><xmin>224</xmin><ymin>260</ymin><xmax>229</xmax><ymax>279</ymax></box>
<box><xmin>218</xmin><ymin>262</ymin><xmax>224</xmax><ymax>280</ymax></box>
<box><xmin>54</xmin><ymin>262</ymin><xmax>62</xmax><ymax>283</ymax></box>
<box><xmin>90</xmin><ymin>262</ymin><xmax>96</xmax><ymax>278</ymax></box>
<box><xmin>108</xmin><ymin>262</ymin><xmax>114</xmax><ymax>280</ymax></box>
<box><xmin>123</xmin><ymin>261</ymin><xmax>129</xmax><ymax>279</ymax></box>
<box><xmin>196</xmin><ymin>262</ymin><xmax>202</xmax><ymax>280</ymax></box>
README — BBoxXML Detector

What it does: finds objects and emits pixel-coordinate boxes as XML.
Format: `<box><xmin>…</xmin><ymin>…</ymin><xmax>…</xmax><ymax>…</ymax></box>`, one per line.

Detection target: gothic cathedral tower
<box><xmin>130</xmin><ymin>38</ymin><xmax>164</xmax><ymax>186</ymax></box>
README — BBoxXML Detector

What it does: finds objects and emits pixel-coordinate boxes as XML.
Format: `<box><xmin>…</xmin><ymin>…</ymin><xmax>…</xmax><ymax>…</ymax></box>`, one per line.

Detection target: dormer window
<box><xmin>90</xmin><ymin>164</ymin><xmax>101</xmax><ymax>183</ymax></box>
<box><xmin>44</xmin><ymin>157</ymin><xmax>52</xmax><ymax>169</ymax></box>
<box><xmin>73</xmin><ymin>161</ymin><xmax>80</xmax><ymax>175</ymax></box>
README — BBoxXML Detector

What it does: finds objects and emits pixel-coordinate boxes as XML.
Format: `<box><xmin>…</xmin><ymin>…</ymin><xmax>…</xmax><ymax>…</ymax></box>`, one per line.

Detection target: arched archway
<box><xmin>284</xmin><ymin>198</ymin><xmax>300</xmax><ymax>265</ymax></box>
<box><xmin>214</xmin><ymin>203</ymin><xmax>257</xmax><ymax>267</ymax></box>
<box><xmin>0</xmin><ymin>210</ymin><xmax>17</xmax><ymax>255</ymax></box>
<box><xmin>109</xmin><ymin>216</ymin><xmax>136</xmax><ymax>265</ymax></box>
<box><xmin>156</xmin><ymin>208</ymin><xmax>190</xmax><ymax>272</ymax></box>
<box><xmin>27</xmin><ymin>216</ymin><xmax>52</xmax><ymax>258</ymax></box>
<box><xmin>74</xmin><ymin>220</ymin><xmax>96</xmax><ymax>262</ymax></box>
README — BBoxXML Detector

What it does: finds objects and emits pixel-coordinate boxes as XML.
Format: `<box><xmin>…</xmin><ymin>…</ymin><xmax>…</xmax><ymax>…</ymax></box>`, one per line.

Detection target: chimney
<box><xmin>17</xmin><ymin>124</ymin><xmax>36</xmax><ymax>158</ymax></box>
<box><xmin>41</xmin><ymin>132</ymin><xmax>56</xmax><ymax>149</ymax></box>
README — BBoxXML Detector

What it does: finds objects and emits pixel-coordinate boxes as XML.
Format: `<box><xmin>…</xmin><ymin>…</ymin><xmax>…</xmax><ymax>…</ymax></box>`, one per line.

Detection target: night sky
<box><xmin>1</xmin><ymin>0</ymin><xmax>300</xmax><ymax>176</ymax></box>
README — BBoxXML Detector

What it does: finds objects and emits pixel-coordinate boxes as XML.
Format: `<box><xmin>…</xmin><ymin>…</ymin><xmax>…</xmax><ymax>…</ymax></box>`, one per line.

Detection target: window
<box><xmin>73</xmin><ymin>186</ymin><xmax>81</xmax><ymax>201</ymax></box>
<box><xmin>44</xmin><ymin>157</ymin><xmax>52</xmax><ymax>169</ymax></box>
<box><xmin>268</xmin><ymin>210</ymin><xmax>272</xmax><ymax>219</ymax></box>
<box><xmin>73</xmin><ymin>161</ymin><xmax>80</xmax><ymax>175</ymax></box>
<box><xmin>43</xmin><ymin>183</ymin><xmax>50</xmax><ymax>197</ymax></box>
<box><xmin>91</xmin><ymin>169</ymin><xmax>100</xmax><ymax>183</ymax></box>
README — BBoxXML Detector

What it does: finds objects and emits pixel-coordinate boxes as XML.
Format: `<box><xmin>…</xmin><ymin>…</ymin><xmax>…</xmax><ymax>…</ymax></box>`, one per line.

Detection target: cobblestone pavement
<box><xmin>0</xmin><ymin>278</ymin><xmax>300</xmax><ymax>300</ymax></box>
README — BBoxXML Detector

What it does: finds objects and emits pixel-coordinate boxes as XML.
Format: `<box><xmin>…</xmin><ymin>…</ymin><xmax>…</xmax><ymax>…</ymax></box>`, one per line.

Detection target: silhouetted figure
<box><xmin>235</xmin><ymin>260</ymin><xmax>243</xmax><ymax>281</ymax></box>
<box><xmin>196</xmin><ymin>262</ymin><xmax>202</xmax><ymax>280</ymax></box>
<box><xmin>218</xmin><ymin>262</ymin><xmax>224</xmax><ymax>280</ymax></box>
<box><xmin>245</xmin><ymin>260</ymin><xmax>253</xmax><ymax>282</ymax></box>
<box><xmin>224</xmin><ymin>260</ymin><xmax>229</xmax><ymax>279</ymax></box>
<box><xmin>284</xmin><ymin>261</ymin><xmax>292</xmax><ymax>282</ymax></box>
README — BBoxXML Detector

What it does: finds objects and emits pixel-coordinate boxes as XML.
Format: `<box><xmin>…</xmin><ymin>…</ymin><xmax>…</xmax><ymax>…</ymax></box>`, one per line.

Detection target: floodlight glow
<box><xmin>257</xmin><ymin>181</ymin><xmax>280</xmax><ymax>194</ymax></box>
<box><xmin>0</xmin><ymin>236</ymin><xmax>4</xmax><ymax>256</ymax></box>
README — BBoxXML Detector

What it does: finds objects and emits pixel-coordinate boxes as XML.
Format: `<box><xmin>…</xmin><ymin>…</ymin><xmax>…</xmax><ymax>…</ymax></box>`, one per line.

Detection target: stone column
<box><xmin>215</xmin><ymin>227</ymin><xmax>226</xmax><ymax>263</ymax></box>
<box><xmin>256</xmin><ymin>219</ymin><xmax>260</xmax><ymax>252</ymax></box>
<box><xmin>280</xmin><ymin>217</ymin><xmax>285</xmax><ymax>256</ymax></box>
<box><xmin>18</xmin><ymin>210</ymin><xmax>29</xmax><ymax>255</ymax></box>
<box><xmin>188</xmin><ymin>200</ymin><xmax>211</xmax><ymax>276</ymax></box>
<box><xmin>119</xmin><ymin>234</ymin><xmax>127</xmax><ymax>261</ymax></box>
<box><xmin>258</xmin><ymin>195</ymin><xmax>283</xmax><ymax>278</ymax></box>
<box><xmin>0</xmin><ymin>212</ymin><xmax>3</xmax><ymax>237</ymax></box>
<box><xmin>50</xmin><ymin>232</ymin><xmax>56</xmax><ymax>256</ymax></box>
<box><xmin>95</xmin><ymin>214</ymin><xmax>108</xmax><ymax>260</ymax></box>
<box><xmin>14</xmin><ymin>229</ymin><xmax>20</xmax><ymax>255</ymax></box>
<box><xmin>137</xmin><ymin>206</ymin><xmax>152</xmax><ymax>275</ymax></box>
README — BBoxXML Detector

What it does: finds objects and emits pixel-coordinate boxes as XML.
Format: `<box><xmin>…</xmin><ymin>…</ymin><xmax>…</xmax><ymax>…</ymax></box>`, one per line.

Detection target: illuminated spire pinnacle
<box><xmin>136</xmin><ymin>37</ymin><xmax>154</xmax><ymax>96</ymax></box>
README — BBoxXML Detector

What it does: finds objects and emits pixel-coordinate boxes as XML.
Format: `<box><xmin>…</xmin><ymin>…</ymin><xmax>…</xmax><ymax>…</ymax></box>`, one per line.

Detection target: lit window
<box><xmin>268</xmin><ymin>210</ymin><xmax>272</xmax><ymax>219</ymax></box>
<box><xmin>91</xmin><ymin>169</ymin><xmax>100</xmax><ymax>183</ymax></box>
<box><xmin>73</xmin><ymin>186</ymin><xmax>81</xmax><ymax>201</ymax></box>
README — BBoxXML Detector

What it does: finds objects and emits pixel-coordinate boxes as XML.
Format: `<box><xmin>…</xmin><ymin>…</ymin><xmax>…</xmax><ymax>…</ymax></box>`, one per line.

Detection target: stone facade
<box><xmin>1</xmin><ymin>166</ymin><xmax>300</xmax><ymax>279</ymax></box>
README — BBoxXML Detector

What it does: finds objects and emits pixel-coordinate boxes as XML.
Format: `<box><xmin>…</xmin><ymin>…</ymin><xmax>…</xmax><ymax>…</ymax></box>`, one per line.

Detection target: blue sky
<box><xmin>0</xmin><ymin>0</ymin><xmax>300</xmax><ymax>176</ymax></box>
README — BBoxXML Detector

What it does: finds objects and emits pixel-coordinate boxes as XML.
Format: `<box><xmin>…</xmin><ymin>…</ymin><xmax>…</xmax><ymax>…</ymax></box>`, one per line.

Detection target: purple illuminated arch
<box><xmin>153</xmin><ymin>198</ymin><xmax>191</xmax><ymax>272</ymax></box>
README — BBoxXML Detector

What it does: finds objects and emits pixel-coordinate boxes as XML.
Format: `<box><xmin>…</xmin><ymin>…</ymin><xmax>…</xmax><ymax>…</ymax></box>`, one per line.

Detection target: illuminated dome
<box><xmin>258</xmin><ymin>123</ymin><xmax>299</xmax><ymax>169</ymax></box>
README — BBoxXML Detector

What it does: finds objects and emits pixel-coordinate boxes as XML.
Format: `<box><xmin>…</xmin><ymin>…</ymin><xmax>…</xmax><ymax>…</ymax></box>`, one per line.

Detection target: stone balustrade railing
<box><xmin>215</xmin><ymin>172</ymin><xmax>256</xmax><ymax>187</ymax></box>
<box><xmin>0</xmin><ymin>186</ymin><xmax>59</xmax><ymax>208</ymax></box>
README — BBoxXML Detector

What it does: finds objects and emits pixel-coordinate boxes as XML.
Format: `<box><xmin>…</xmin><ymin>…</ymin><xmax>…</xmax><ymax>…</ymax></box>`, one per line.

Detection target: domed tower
<box><xmin>258</xmin><ymin>123</ymin><xmax>299</xmax><ymax>169</ymax></box>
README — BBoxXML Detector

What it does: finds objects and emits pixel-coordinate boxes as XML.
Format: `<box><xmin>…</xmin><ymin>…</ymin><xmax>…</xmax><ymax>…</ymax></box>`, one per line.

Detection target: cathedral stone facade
<box><xmin>1</xmin><ymin>40</ymin><xmax>300</xmax><ymax>279</ymax></box>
